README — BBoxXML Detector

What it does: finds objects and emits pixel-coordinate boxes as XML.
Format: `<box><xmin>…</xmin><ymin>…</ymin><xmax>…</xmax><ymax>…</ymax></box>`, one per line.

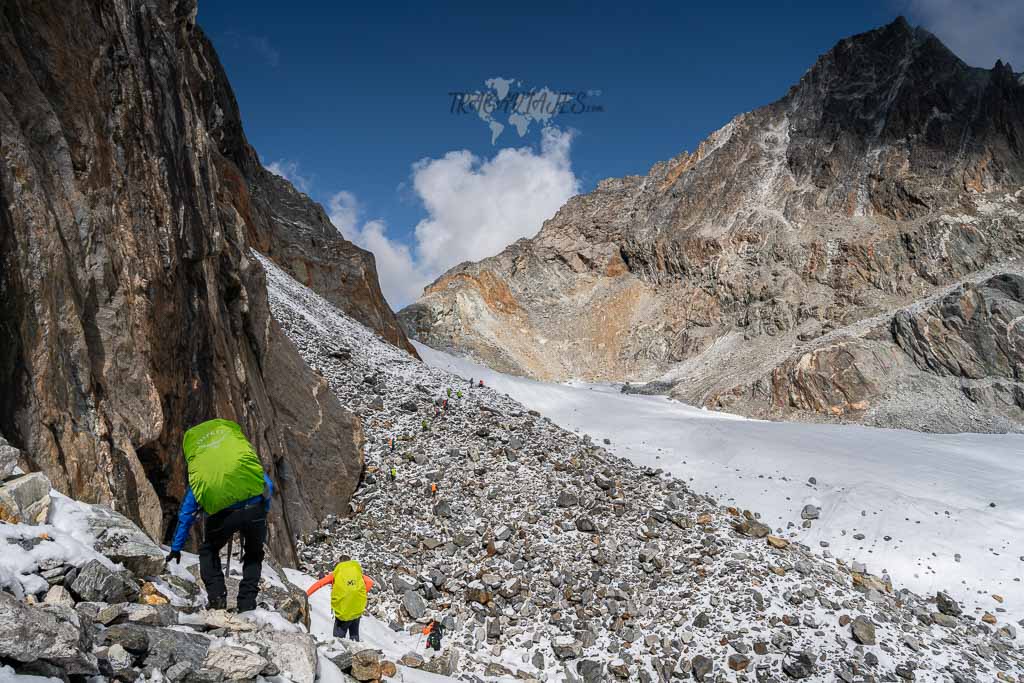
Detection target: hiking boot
<box><xmin>236</xmin><ymin>602</ymin><xmax>256</xmax><ymax>613</ymax></box>
<box><xmin>207</xmin><ymin>594</ymin><xmax>227</xmax><ymax>610</ymax></box>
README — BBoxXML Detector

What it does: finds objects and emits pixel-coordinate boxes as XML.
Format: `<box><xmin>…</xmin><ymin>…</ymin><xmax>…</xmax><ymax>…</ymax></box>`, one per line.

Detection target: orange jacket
<box><xmin>306</xmin><ymin>573</ymin><xmax>374</xmax><ymax>596</ymax></box>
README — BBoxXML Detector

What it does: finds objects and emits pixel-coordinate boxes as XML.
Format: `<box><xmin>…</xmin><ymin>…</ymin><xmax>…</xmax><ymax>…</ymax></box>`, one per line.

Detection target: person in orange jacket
<box><xmin>307</xmin><ymin>556</ymin><xmax>375</xmax><ymax>641</ymax></box>
<box><xmin>423</xmin><ymin>619</ymin><xmax>445</xmax><ymax>651</ymax></box>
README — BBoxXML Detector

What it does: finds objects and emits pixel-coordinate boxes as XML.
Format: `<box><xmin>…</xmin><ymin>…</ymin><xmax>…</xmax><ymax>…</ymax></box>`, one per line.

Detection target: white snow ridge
<box><xmin>259</xmin><ymin>252</ymin><xmax>1024</xmax><ymax>682</ymax></box>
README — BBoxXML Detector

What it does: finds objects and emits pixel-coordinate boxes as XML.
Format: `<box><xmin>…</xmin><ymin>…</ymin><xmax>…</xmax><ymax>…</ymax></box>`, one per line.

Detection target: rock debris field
<box><xmin>261</xmin><ymin>254</ymin><xmax>1024</xmax><ymax>683</ymax></box>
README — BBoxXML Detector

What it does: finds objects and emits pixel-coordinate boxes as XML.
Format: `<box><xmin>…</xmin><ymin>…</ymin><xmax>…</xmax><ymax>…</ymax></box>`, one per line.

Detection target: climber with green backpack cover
<box><xmin>166</xmin><ymin>419</ymin><xmax>273</xmax><ymax>612</ymax></box>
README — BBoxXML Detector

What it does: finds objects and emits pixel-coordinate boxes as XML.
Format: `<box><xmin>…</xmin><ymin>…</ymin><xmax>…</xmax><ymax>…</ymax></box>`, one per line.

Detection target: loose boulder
<box><xmin>0</xmin><ymin>435</ymin><xmax>21</xmax><ymax>480</ymax></box>
<box><xmin>851</xmin><ymin>615</ymin><xmax>877</xmax><ymax>645</ymax></box>
<box><xmin>238</xmin><ymin>630</ymin><xmax>318</xmax><ymax>683</ymax></box>
<box><xmin>0</xmin><ymin>591</ymin><xmax>98</xmax><ymax>674</ymax></box>
<box><xmin>351</xmin><ymin>649</ymin><xmax>382</xmax><ymax>680</ymax></box>
<box><xmin>0</xmin><ymin>472</ymin><xmax>52</xmax><ymax>524</ymax></box>
<box><xmin>83</xmin><ymin>504</ymin><xmax>166</xmax><ymax>577</ymax></box>
<box><xmin>69</xmin><ymin>560</ymin><xmax>140</xmax><ymax>604</ymax></box>
<box><xmin>204</xmin><ymin>645</ymin><xmax>268</xmax><ymax>680</ymax></box>
<box><xmin>936</xmin><ymin>591</ymin><xmax>962</xmax><ymax>617</ymax></box>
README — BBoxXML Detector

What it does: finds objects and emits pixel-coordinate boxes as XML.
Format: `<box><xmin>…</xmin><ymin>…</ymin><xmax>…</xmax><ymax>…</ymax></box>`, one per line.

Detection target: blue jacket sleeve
<box><xmin>171</xmin><ymin>486</ymin><xmax>200</xmax><ymax>552</ymax></box>
<box><xmin>263</xmin><ymin>473</ymin><xmax>274</xmax><ymax>512</ymax></box>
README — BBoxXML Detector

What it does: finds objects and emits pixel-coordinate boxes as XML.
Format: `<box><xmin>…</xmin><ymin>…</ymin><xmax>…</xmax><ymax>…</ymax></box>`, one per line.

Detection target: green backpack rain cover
<box><xmin>330</xmin><ymin>560</ymin><xmax>368</xmax><ymax>621</ymax></box>
<box><xmin>183</xmin><ymin>419</ymin><xmax>266</xmax><ymax>515</ymax></box>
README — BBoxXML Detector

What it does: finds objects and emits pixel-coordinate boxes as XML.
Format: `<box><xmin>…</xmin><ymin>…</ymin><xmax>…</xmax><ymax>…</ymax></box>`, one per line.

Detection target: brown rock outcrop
<box><xmin>0</xmin><ymin>0</ymin><xmax>368</xmax><ymax>560</ymax></box>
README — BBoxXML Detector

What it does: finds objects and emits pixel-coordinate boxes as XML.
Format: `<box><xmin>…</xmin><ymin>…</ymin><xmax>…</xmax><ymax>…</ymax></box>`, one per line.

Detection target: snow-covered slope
<box><xmin>419</xmin><ymin>345</ymin><xmax>1024</xmax><ymax>626</ymax></box>
<box><xmin>260</xmin><ymin>251</ymin><xmax>1023</xmax><ymax>682</ymax></box>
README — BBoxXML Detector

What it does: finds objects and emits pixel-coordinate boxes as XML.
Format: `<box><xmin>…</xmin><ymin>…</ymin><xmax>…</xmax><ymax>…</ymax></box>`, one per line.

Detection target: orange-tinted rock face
<box><xmin>0</xmin><ymin>0</ymin><xmax>368</xmax><ymax>562</ymax></box>
<box><xmin>401</xmin><ymin>19</ymin><xmax>1024</xmax><ymax>432</ymax></box>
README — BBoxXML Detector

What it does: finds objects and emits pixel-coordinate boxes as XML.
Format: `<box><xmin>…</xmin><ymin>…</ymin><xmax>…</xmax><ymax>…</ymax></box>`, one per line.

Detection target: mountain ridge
<box><xmin>399</xmin><ymin>17</ymin><xmax>1024</xmax><ymax>432</ymax></box>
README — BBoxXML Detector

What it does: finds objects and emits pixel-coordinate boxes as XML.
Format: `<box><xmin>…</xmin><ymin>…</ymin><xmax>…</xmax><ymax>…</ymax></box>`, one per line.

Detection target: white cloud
<box><xmin>411</xmin><ymin>126</ymin><xmax>579</xmax><ymax>277</ymax></box>
<box><xmin>327</xmin><ymin>192</ymin><xmax>432</xmax><ymax>307</ymax></box>
<box><xmin>907</xmin><ymin>0</ymin><xmax>1024</xmax><ymax>68</ymax></box>
<box><xmin>266</xmin><ymin>159</ymin><xmax>312</xmax><ymax>193</ymax></box>
<box><xmin>327</xmin><ymin>127</ymin><xmax>579</xmax><ymax>310</ymax></box>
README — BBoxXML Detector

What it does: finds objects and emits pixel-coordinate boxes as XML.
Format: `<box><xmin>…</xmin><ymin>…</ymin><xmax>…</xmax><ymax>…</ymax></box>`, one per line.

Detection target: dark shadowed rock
<box><xmin>0</xmin><ymin>592</ymin><xmax>98</xmax><ymax>674</ymax></box>
<box><xmin>691</xmin><ymin>654</ymin><xmax>713</xmax><ymax>681</ymax></box>
<box><xmin>0</xmin><ymin>0</ymin><xmax>365</xmax><ymax>564</ymax></box>
<box><xmin>782</xmin><ymin>651</ymin><xmax>815</xmax><ymax>679</ymax></box>
<box><xmin>70</xmin><ymin>560</ymin><xmax>140</xmax><ymax>604</ymax></box>
<box><xmin>936</xmin><ymin>591</ymin><xmax>963</xmax><ymax>616</ymax></box>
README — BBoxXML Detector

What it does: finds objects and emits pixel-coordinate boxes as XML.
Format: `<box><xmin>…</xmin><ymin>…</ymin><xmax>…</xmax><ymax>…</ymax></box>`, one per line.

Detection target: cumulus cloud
<box><xmin>327</xmin><ymin>127</ymin><xmax>579</xmax><ymax>310</ymax></box>
<box><xmin>265</xmin><ymin>159</ymin><xmax>312</xmax><ymax>193</ymax></box>
<box><xmin>906</xmin><ymin>0</ymin><xmax>1024</xmax><ymax>68</ymax></box>
<box><xmin>411</xmin><ymin>126</ymin><xmax>579</xmax><ymax>276</ymax></box>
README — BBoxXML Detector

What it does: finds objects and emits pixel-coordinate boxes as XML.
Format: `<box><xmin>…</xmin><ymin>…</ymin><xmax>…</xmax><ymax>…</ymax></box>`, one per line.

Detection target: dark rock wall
<box><xmin>0</xmin><ymin>0</ymin><xmax>365</xmax><ymax>562</ymax></box>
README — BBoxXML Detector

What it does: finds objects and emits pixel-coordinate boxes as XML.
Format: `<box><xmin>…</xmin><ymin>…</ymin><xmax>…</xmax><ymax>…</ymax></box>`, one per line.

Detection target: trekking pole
<box><xmin>225</xmin><ymin>532</ymin><xmax>234</xmax><ymax>581</ymax></box>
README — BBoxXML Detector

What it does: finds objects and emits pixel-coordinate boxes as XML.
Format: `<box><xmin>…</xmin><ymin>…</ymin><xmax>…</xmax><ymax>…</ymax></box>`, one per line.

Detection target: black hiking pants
<box><xmin>199</xmin><ymin>502</ymin><xmax>267</xmax><ymax>611</ymax></box>
<box><xmin>333</xmin><ymin>616</ymin><xmax>361</xmax><ymax>641</ymax></box>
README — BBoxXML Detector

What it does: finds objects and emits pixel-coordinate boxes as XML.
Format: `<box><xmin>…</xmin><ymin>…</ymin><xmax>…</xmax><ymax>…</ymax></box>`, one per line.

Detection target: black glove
<box><xmin>166</xmin><ymin>550</ymin><xmax>181</xmax><ymax>565</ymax></box>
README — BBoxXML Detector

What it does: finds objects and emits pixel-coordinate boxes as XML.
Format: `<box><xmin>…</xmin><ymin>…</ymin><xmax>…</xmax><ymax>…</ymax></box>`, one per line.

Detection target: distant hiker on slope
<box><xmin>306</xmin><ymin>556</ymin><xmax>375</xmax><ymax>641</ymax></box>
<box><xmin>167</xmin><ymin>419</ymin><xmax>273</xmax><ymax>612</ymax></box>
<box><xmin>423</xmin><ymin>619</ymin><xmax>445</xmax><ymax>651</ymax></box>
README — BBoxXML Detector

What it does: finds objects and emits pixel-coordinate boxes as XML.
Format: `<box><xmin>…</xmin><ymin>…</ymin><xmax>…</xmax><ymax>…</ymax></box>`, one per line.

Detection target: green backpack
<box><xmin>183</xmin><ymin>419</ymin><xmax>266</xmax><ymax>515</ymax></box>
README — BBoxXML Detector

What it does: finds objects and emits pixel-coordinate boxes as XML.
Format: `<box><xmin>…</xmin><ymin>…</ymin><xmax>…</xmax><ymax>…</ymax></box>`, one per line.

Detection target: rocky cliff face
<box><xmin>0</xmin><ymin>0</ymin><xmax>375</xmax><ymax>561</ymax></box>
<box><xmin>195</xmin><ymin>54</ymin><xmax>416</xmax><ymax>356</ymax></box>
<box><xmin>401</xmin><ymin>18</ymin><xmax>1024</xmax><ymax>432</ymax></box>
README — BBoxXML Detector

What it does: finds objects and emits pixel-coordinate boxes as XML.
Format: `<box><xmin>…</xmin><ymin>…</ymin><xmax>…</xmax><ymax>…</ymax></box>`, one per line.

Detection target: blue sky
<box><xmin>198</xmin><ymin>0</ymin><xmax>1023</xmax><ymax>307</ymax></box>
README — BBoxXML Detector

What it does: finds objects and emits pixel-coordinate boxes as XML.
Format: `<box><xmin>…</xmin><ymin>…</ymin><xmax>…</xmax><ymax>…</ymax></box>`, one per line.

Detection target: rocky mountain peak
<box><xmin>400</xmin><ymin>19</ymin><xmax>1024</xmax><ymax>433</ymax></box>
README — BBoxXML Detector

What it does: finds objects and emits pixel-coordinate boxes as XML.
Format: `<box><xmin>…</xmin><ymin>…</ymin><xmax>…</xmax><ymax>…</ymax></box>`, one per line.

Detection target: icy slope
<box><xmin>418</xmin><ymin>344</ymin><xmax>1024</xmax><ymax>625</ymax></box>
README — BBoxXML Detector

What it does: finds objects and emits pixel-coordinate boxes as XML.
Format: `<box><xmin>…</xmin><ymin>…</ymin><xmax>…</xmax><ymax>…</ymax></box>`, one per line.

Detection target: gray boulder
<box><xmin>691</xmin><ymin>654</ymin><xmax>713</xmax><ymax>681</ymax></box>
<box><xmin>575</xmin><ymin>517</ymin><xmax>597</xmax><ymax>533</ymax></box>
<box><xmin>70</xmin><ymin>559</ymin><xmax>140</xmax><ymax>603</ymax></box>
<box><xmin>238</xmin><ymin>629</ymin><xmax>318</xmax><ymax>683</ymax></box>
<box><xmin>104</xmin><ymin>642</ymin><xmax>135</xmax><ymax>678</ymax></box>
<box><xmin>0</xmin><ymin>435</ymin><xmax>21</xmax><ymax>480</ymax></box>
<box><xmin>0</xmin><ymin>591</ymin><xmax>98</xmax><ymax>674</ymax></box>
<box><xmin>421</xmin><ymin>648</ymin><xmax>459</xmax><ymax>676</ymax></box>
<box><xmin>403</xmin><ymin>589</ymin><xmax>427</xmax><ymax>619</ymax></box>
<box><xmin>782</xmin><ymin>650</ymin><xmax>815</xmax><ymax>679</ymax></box>
<box><xmin>204</xmin><ymin>645</ymin><xmax>269</xmax><ymax>680</ymax></box>
<box><xmin>83</xmin><ymin>503</ymin><xmax>166</xmax><ymax>577</ymax></box>
<box><xmin>552</xmin><ymin>635</ymin><xmax>583</xmax><ymax>659</ymax></box>
<box><xmin>557</xmin><ymin>490</ymin><xmax>579</xmax><ymax>508</ymax></box>
<box><xmin>0</xmin><ymin>472</ymin><xmax>52</xmax><ymax>524</ymax></box>
<box><xmin>936</xmin><ymin>591</ymin><xmax>962</xmax><ymax>617</ymax></box>
<box><xmin>142</xmin><ymin>626</ymin><xmax>211</xmax><ymax>671</ymax></box>
<box><xmin>800</xmin><ymin>504</ymin><xmax>820</xmax><ymax>520</ymax></box>
<box><xmin>577</xmin><ymin>659</ymin><xmax>603</xmax><ymax>683</ymax></box>
<box><xmin>851</xmin><ymin>615</ymin><xmax>876</xmax><ymax>645</ymax></box>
